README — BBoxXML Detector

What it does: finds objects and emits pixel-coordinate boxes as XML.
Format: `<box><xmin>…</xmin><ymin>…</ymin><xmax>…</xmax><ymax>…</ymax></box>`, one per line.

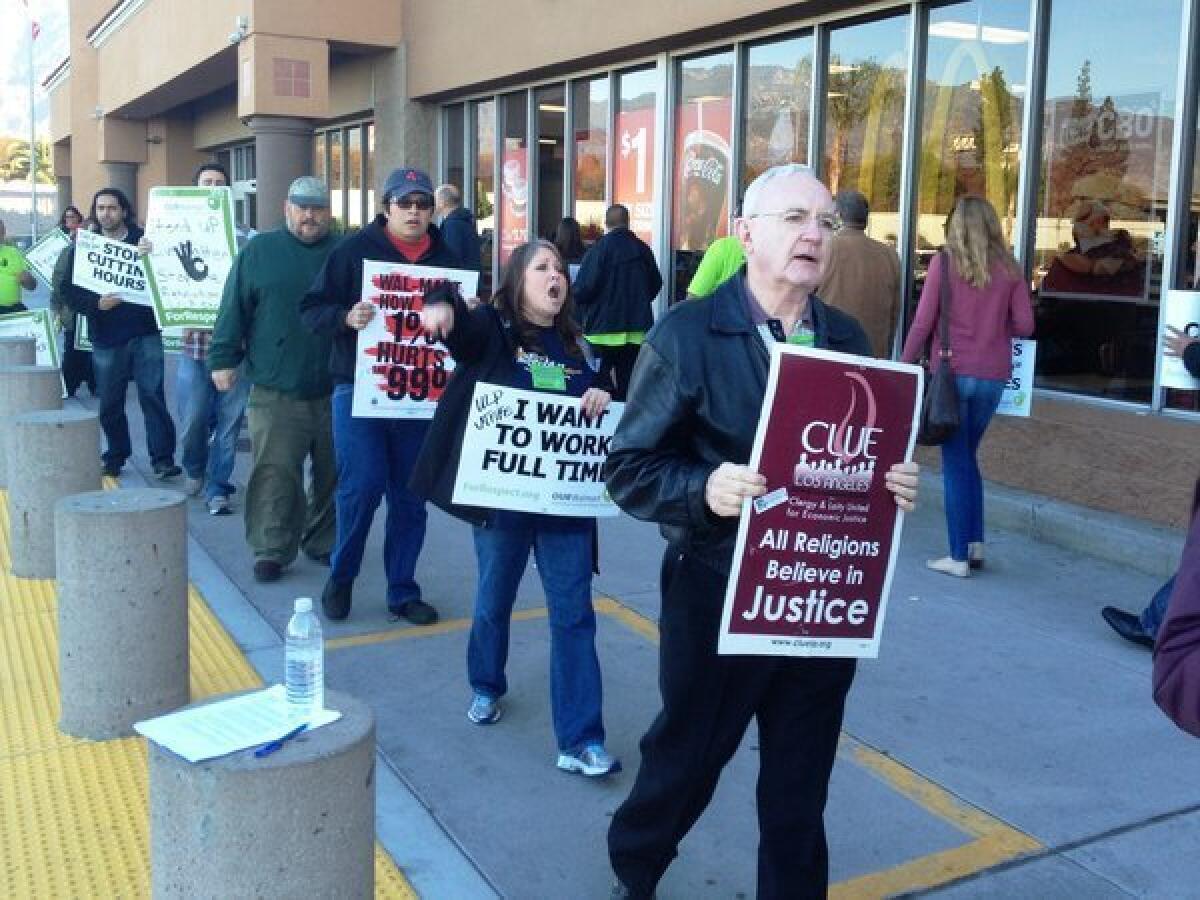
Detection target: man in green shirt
<box><xmin>208</xmin><ymin>177</ymin><xmax>338</xmax><ymax>584</ymax></box>
<box><xmin>685</xmin><ymin>234</ymin><xmax>745</xmax><ymax>300</ymax></box>
<box><xmin>0</xmin><ymin>220</ymin><xmax>37</xmax><ymax>312</ymax></box>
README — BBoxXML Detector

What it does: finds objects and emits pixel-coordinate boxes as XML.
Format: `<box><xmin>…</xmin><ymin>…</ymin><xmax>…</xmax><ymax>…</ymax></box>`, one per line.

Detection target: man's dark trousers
<box><xmin>608</xmin><ymin>553</ymin><xmax>856</xmax><ymax>899</ymax></box>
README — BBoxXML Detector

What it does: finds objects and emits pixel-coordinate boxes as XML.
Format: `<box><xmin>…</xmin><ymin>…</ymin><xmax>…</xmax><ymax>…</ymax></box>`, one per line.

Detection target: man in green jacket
<box><xmin>208</xmin><ymin>176</ymin><xmax>338</xmax><ymax>584</ymax></box>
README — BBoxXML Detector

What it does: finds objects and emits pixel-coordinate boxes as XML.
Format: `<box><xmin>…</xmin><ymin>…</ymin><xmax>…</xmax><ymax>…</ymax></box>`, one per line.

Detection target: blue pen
<box><xmin>254</xmin><ymin>722</ymin><xmax>308</xmax><ymax>758</ymax></box>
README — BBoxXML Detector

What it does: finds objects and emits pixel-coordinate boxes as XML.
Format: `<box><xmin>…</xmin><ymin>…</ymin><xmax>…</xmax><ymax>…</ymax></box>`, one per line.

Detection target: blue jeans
<box><xmin>939</xmin><ymin>376</ymin><xmax>1005</xmax><ymax>562</ymax></box>
<box><xmin>1141</xmin><ymin>575</ymin><xmax>1175</xmax><ymax>639</ymax></box>
<box><xmin>176</xmin><ymin>354</ymin><xmax>249</xmax><ymax>500</ymax></box>
<box><xmin>470</xmin><ymin>511</ymin><xmax>604</xmax><ymax>752</ymax></box>
<box><xmin>329</xmin><ymin>384</ymin><xmax>429</xmax><ymax>608</ymax></box>
<box><xmin>92</xmin><ymin>333</ymin><xmax>176</xmax><ymax>468</ymax></box>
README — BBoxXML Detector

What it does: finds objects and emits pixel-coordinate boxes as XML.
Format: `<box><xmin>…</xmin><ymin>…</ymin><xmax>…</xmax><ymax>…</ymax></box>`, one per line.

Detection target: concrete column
<box><xmin>0</xmin><ymin>365</ymin><xmax>64</xmax><ymax>488</ymax></box>
<box><xmin>150</xmin><ymin>689</ymin><xmax>375</xmax><ymax>899</ymax></box>
<box><xmin>0</xmin><ymin>337</ymin><xmax>36</xmax><ymax>365</ymax></box>
<box><xmin>102</xmin><ymin>162</ymin><xmax>138</xmax><ymax>208</ymax></box>
<box><xmin>57</xmin><ymin>489</ymin><xmax>188</xmax><ymax>739</ymax></box>
<box><xmin>9</xmin><ymin>410</ymin><xmax>100</xmax><ymax>578</ymax></box>
<box><xmin>372</xmin><ymin>44</ymin><xmax>436</xmax><ymax>180</ymax></box>
<box><xmin>248</xmin><ymin>116</ymin><xmax>313</xmax><ymax>230</ymax></box>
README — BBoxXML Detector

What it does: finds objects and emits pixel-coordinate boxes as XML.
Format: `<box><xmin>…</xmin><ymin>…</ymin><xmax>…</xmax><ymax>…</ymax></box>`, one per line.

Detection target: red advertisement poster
<box><xmin>718</xmin><ymin>345</ymin><xmax>922</xmax><ymax>658</ymax></box>
<box><xmin>614</xmin><ymin>106</ymin><xmax>656</xmax><ymax>245</ymax></box>
<box><xmin>673</xmin><ymin>98</ymin><xmax>732</xmax><ymax>251</ymax></box>
<box><xmin>499</xmin><ymin>146</ymin><xmax>529</xmax><ymax>266</ymax></box>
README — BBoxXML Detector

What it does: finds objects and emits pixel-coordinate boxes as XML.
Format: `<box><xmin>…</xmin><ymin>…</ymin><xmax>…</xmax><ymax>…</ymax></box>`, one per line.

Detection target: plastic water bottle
<box><xmin>285</xmin><ymin>597</ymin><xmax>324</xmax><ymax>720</ymax></box>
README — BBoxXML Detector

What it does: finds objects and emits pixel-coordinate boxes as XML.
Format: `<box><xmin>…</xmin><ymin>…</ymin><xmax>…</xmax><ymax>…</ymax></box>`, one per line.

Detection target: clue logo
<box><xmin>793</xmin><ymin>371</ymin><xmax>880</xmax><ymax>494</ymax></box>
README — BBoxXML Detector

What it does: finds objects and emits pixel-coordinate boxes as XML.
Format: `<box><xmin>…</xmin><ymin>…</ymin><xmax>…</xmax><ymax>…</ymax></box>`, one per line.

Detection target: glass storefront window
<box><xmin>314</xmin><ymin>133</ymin><xmax>327</xmax><ymax>184</ymax></box>
<box><xmin>366</xmin><ymin>123</ymin><xmax>375</xmax><ymax>217</ymax></box>
<box><xmin>328</xmin><ymin>130</ymin><xmax>344</xmax><ymax>231</ymax></box>
<box><xmin>535</xmin><ymin>84</ymin><xmax>566</xmax><ymax>243</ymax></box>
<box><xmin>671</xmin><ymin>50</ymin><xmax>734</xmax><ymax>303</ymax></box>
<box><xmin>1033</xmin><ymin>0</ymin><xmax>1182</xmax><ymax>404</ymax></box>
<box><xmin>347</xmin><ymin>126</ymin><xmax>363</xmax><ymax>229</ymax></box>
<box><xmin>573</xmin><ymin>77</ymin><xmax>609</xmax><ymax>246</ymax></box>
<box><xmin>474</xmin><ymin>99</ymin><xmax>496</xmax><ymax>298</ymax></box>
<box><xmin>499</xmin><ymin>91</ymin><xmax>529</xmax><ymax>267</ymax></box>
<box><xmin>824</xmin><ymin>13</ymin><xmax>910</xmax><ymax>246</ymax></box>
<box><xmin>743</xmin><ymin>33</ymin><xmax>813</xmax><ymax>192</ymax></box>
<box><xmin>911</xmin><ymin>2</ymin><xmax>1030</xmax><ymax>319</ymax></box>
<box><xmin>615</xmin><ymin>67</ymin><xmax>660</xmax><ymax>248</ymax></box>
<box><xmin>445</xmin><ymin>104</ymin><xmax>465</xmax><ymax>195</ymax></box>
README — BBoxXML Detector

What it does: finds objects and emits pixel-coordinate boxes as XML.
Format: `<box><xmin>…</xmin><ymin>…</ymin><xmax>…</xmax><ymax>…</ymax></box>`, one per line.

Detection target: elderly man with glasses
<box><xmin>603</xmin><ymin>164</ymin><xmax>919</xmax><ymax>900</ymax></box>
<box><xmin>302</xmin><ymin>167</ymin><xmax>464</xmax><ymax>625</ymax></box>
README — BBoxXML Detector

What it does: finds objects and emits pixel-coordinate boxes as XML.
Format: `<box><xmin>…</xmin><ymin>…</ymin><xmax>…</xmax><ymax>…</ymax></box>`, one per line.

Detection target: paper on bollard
<box><xmin>134</xmin><ymin>684</ymin><xmax>341</xmax><ymax>763</ymax></box>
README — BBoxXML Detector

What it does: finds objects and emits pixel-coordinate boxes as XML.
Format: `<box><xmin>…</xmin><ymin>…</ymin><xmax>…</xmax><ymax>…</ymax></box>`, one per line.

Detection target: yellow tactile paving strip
<box><xmin>0</xmin><ymin>492</ymin><xmax>416</xmax><ymax>899</ymax></box>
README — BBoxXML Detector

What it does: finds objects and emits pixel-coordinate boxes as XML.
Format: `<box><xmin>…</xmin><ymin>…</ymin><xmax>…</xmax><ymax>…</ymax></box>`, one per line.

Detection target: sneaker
<box><xmin>1101</xmin><ymin>606</ymin><xmax>1155</xmax><ymax>649</ymax></box>
<box><xmin>926</xmin><ymin>556</ymin><xmax>970</xmax><ymax>578</ymax></box>
<box><xmin>467</xmin><ymin>693</ymin><xmax>502</xmax><ymax>725</ymax></box>
<box><xmin>968</xmin><ymin>542</ymin><xmax>985</xmax><ymax>570</ymax></box>
<box><xmin>557</xmin><ymin>744</ymin><xmax>621</xmax><ymax>777</ymax></box>
<box><xmin>321</xmin><ymin>577</ymin><xmax>353</xmax><ymax>620</ymax></box>
<box><xmin>252</xmin><ymin>559</ymin><xmax>282</xmax><ymax>583</ymax></box>
<box><xmin>391</xmin><ymin>598</ymin><xmax>439</xmax><ymax>626</ymax></box>
<box><xmin>206</xmin><ymin>495</ymin><xmax>232</xmax><ymax>516</ymax></box>
<box><xmin>154</xmin><ymin>461</ymin><xmax>182</xmax><ymax>480</ymax></box>
<box><xmin>184</xmin><ymin>476</ymin><xmax>204</xmax><ymax>497</ymax></box>
<box><xmin>101</xmin><ymin>460</ymin><xmax>123</xmax><ymax>478</ymax></box>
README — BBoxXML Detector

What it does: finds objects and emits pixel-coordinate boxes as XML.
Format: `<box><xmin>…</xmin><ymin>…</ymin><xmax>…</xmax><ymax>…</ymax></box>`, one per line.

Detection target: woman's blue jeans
<box><xmin>469</xmin><ymin>512</ymin><xmax>605</xmax><ymax>753</ymax></box>
<box><xmin>939</xmin><ymin>376</ymin><xmax>1005</xmax><ymax>562</ymax></box>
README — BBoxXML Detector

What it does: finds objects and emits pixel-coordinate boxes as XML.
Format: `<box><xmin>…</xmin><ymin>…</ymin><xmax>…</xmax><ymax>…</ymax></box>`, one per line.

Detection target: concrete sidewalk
<box><xmin>72</xmin><ymin>377</ymin><xmax>1200</xmax><ymax>898</ymax></box>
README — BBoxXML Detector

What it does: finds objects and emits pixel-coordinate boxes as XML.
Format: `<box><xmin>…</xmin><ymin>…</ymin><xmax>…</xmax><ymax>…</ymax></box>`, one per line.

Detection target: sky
<box><xmin>1</xmin><ymin>0</ymin><xmax>69</xmax><ymax>140</ymax></box>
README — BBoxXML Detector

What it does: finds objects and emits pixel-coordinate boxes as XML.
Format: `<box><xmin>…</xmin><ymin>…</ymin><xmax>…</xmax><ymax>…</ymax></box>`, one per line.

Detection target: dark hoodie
<box><xmin>300</xmin><ymin>214</ymin><xmax>462</xmax><ymax>384</ymax></box>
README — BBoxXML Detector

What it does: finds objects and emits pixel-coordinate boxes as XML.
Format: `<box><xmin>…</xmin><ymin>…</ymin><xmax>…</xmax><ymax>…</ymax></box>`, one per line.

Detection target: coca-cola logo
<box><xmin>684</xmin><ymin>152</ymin><xmax>725</xmax><ymax>186</ymax></box>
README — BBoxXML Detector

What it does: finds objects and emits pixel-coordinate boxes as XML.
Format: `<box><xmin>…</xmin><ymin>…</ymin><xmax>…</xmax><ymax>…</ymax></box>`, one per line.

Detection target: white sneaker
<box><xmin>206</xmin><ymin>495</ymin><xmax>232</xmax><ymax>516</ymax></box>
<box><xmin>927</xmin><ymin>556</ymin><xmax>970</xmax><ymax>578</ymax></box>
<box><xmin>184</xmin><ymin>476</ymin><xmax>203</xmax><ymax>497</ymax></box>
<box><xmin>557</xmin><ymin>744</ymin><xmax>621</xmax><ymax>777</ymax></box>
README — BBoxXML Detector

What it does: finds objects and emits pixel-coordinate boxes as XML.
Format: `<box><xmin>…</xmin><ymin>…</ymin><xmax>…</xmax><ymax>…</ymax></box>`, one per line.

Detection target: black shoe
<box><xmin>304</xmin><ymin>549</ymin><xmax>332</xmax><ymax>566</ymax></box>
<box><xmin>101</xmin><ymin>460</ymin><xmax>123</xmax><ymax>478</ymax></box>
<box><xmin>322</xmin><ymin>577</ymin><xmax>353</xmax><ymax>620</ymax></box>
<box><xmin>154</xmin><ymin>461</ymin><xmax>182</xmax><ymax>479</ymax></box>
<box><xmin>1101</xmin><ymin>606</ymin><xmax>1154</xmax><ymax>649</ymax></box>
<box><xmin>252</xmin><ymin>559</ymin><xmax>282</xmax><ymax>583</ymax></box>
<box><xmin>390</xmin><ymin>598</ymin><xmax>439</xmax><ymax>626</ymax></box>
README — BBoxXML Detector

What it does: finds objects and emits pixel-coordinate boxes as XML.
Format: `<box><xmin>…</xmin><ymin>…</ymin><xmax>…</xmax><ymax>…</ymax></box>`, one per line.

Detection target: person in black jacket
<box><xmin>603</xmin><ymin>164</ymin><xmax>919</xmax><ymax>900</ymax></box>
<box><xmin>413</xmin><ymin>239</ymin><xmax>619</xmax><ymax>776</ymax></box>
<box><xmin>62</xmin><ymin>188</ymin><xmax>178</xmax><ymax>480</ymax></box>
<box><xmin>435</xmin><ymin>183</ymin><xmax>481</xmax><ymax>273</ymax></box>
<box><xmin>300</xmin><ymin>167</ymin><xmax>460</xmax><ymax>626</ymax></box>
<box><xmin>572</xmin><ymin>204</ymin><xmax>663</xmax><ymax>400</ymax></box>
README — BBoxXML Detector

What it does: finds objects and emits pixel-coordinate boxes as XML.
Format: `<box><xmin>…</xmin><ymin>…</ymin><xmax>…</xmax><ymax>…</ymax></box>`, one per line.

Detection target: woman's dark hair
<box><xmin>58</xmin><ymin>205</ymin><xmax>82</xmax><ymax>228</ymax></box>
<box><xmin>88</xmin><ymin>187</ymin><xmax>135</xmax><ymax>229</ymax></box>
<box><xmin>493</xmin><ymin>239</ymin><xmax>582</xmax><ymax>360</ymax></box>
<box><xmin>553</xmin><ymin>217</ymin><xmax>585</xmax><ymax>263</ymax></box>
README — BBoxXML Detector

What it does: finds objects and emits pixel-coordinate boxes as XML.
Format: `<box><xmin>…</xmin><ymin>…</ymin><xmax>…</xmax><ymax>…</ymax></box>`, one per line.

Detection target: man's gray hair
<box><xmin>741</xmin><ymin>164</ymin><xmax>817</xmax><ymax>217</ymax></box>
<box><xmin>435</xmin><ymin>184</ymin><xmax>462</xmax><ymax>208</ymax></box>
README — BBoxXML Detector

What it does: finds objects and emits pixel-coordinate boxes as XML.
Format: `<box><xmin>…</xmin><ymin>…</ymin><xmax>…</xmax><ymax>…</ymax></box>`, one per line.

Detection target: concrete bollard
<box><xmin>0</xmin><ymin>336</ymin><xmax>36</xmax><ymax>365</ymax></box>
<box><xmin>57</xmin><ymin>489</ymin><xmax>188</xmax><ymax>739</ymax></box>
<box><xmin>0</xmin><ymin>365</ymin><xmax>64</xmax><ymax>489</ymax></box>
<box><xmin>150</xmin><ymin>689</ymin><xmax>376</xmax><ymax>899</ymax></box>
<box><xmin>9</xmin><ymin>410</ymin><xmax>101</xmax><ymax>578</ymax></box>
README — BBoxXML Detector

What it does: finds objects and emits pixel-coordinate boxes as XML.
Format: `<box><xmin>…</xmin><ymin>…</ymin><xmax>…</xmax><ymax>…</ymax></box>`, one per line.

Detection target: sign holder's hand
<box><xmin>1163</xmin><ymin>325</ymin><xmax>1198</xmax><ymax>359</ymax></box>
<box><xmin>705</xmin><ymin>463</ymin><xmax>767</xmax><ymax>518</ymax></box>
<box><xmin>420</xmin><ymin>304</ymin><xmax>454</xmax><ymax>341</ymax></box>
<box><xmin>97</xmin><ymin>293</ymin><xmax>123</xmax><ymax>311</ymax></box>
<box><xmin>211</xmin><ymin>368</ymin><xmax>238</xmax><ymax>392</ymax></box>
<box><xmin>580</xmin><ymin>388</ymin><xmax>610</xmax><ymax>421</ymax></box>
<box><xmin>885</xmin><ymin>461</ymin><xmax>919</xmax><ymax>512</ymax></box>
<box><xmin>345</xmin><ymin>301</ymin><xmax>375</xmax><ymax>331</ymax></box>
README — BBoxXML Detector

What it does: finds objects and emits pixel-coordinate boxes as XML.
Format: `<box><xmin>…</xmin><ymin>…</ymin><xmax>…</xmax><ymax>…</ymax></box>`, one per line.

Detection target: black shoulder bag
<box><xmin>916</xmin><ymin>251</ymin><xmax>960</xmax><ymax>446</ymax></box>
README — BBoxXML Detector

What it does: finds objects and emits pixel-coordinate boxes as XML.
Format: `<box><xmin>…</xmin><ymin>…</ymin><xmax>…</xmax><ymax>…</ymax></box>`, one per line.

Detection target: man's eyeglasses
<box><xmin>747</xmin><ymin>208</ymin><xmax>842</xmax><ymax>233</ymax></box>
<box><xmin>391</xmin><ymin>195</ymin><xmax>435</xmax><ymax>211</ymax></box>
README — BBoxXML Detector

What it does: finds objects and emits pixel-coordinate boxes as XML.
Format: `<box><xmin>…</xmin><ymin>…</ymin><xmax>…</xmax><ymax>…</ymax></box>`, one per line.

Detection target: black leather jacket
<box><xmin>603</xmin><ymin>273</ymin><xmax>871</xmax><ymax>574</ymax></box>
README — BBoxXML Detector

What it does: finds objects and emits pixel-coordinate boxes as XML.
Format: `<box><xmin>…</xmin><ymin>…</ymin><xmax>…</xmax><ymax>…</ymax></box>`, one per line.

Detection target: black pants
<box><xmin>608</xmin><ymin>553</ymin><xmax>856</xmax><ymax>899</ymax></box>
<box><xmin>62</xmin><ymin>330</ymin><xmax>95</xmax><ymax>397</ymax></box>
<box><xmin>597</xmin><ymin>343</ymin><xmax>642</xmax><ymax>402</ymax></box>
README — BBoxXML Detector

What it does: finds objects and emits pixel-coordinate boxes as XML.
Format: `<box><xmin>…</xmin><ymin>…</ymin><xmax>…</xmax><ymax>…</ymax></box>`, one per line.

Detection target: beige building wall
<box><xmin>405</xmin><ymin>0</ymin><xmax>818</xmax><ymax>97</ymax></box>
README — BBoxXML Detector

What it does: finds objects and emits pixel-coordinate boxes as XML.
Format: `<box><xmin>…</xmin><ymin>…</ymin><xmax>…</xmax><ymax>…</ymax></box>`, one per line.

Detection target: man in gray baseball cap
<box><xmin>209</xmin><ymin>174</ymin><xmax>339</xmax><ymax>584</ymax></box>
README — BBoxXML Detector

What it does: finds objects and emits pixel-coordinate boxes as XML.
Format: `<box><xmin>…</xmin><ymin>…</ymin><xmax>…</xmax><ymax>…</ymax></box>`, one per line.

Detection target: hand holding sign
<box><xmin>706</xmin><ymin>463</ymin><xmax>768</xmax><ymax>518</ymax></box>
<box><xmin>98</xmin><ymin>294</ymin><xmax>123</xmax><ymax>311</ymax></box>
<box><xmin>1163</xmin><ymin>325</ymin><xmax>1198</xmax><ymax>359</ymax></box>
<box><xmin>884</xmin><ymin>462</ymin><xmax>919</xmax><ymax>512</ymax></box>
<box><xmin>420</xmin><ymin>303</ymin><xmax>454</xmax><ymax>341</ymax></box>
<box><xmin>346</xmin><ymin>301</ymin><xmax>375</xmax><ymax>331</ymax></box>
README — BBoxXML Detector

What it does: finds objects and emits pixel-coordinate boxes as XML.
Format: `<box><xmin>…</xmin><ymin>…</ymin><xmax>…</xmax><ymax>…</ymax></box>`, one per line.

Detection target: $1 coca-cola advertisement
<box><xmin>718</xmin><ymin>345</ymin><xmax>922</xmax><ymax>658</ymax></box>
